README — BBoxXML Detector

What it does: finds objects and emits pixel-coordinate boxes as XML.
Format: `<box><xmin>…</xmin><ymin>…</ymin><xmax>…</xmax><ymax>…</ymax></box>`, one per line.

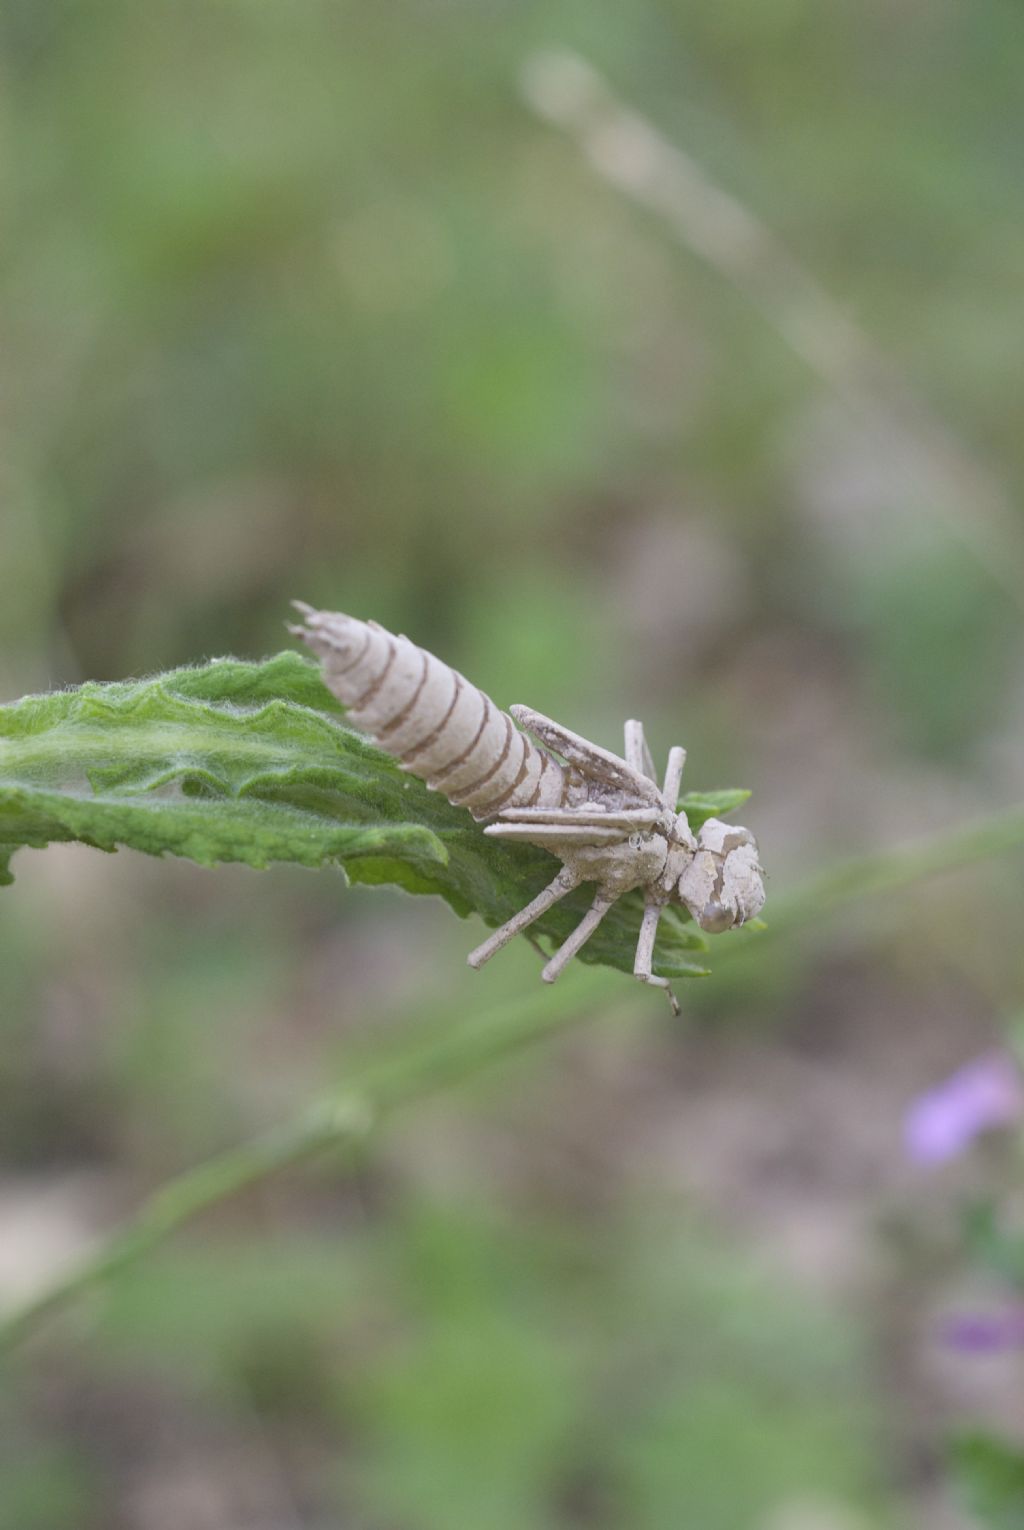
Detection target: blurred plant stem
<box><xmin>731</xmin><ymin>801</ymin><xmax>1024</xmax><ymax>949</ymax></box>
<box><xmin>4</xmin><ymin>800</ymin><xmax>1024</xmax><ymax>1351</ymax></box>
<box><xmin>0</xmin><ymin>967</ymin><xmax>612</xmax><ymax>1353</ymax></box>
<box><xmin>521</xmin><ymin>50</ymin><xmax>1024</xmax><ymax>609</ymax></box>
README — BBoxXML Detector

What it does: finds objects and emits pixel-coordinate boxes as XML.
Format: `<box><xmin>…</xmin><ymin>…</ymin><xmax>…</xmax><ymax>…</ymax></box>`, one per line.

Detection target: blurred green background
<box><xmin>3</xmin><ymin>1</ymin><xmax>1024</xmax><ymax>1525</ymax></box>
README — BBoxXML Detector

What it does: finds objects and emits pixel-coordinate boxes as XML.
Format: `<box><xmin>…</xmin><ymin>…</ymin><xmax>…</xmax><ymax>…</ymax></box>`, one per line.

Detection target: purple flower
<box><xmin>904</xmin><ymin>1051</ymin><xmax>1024</xmax><ymax>1166</ymax></box>
<box><xmin>943</xmin><ymin>1308</ymin><xmax>1024</xmax><ymax>1354</ymax></box>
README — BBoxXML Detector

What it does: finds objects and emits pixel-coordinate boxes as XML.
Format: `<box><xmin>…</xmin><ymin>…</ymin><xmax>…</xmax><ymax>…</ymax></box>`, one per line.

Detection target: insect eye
<box><xmin>628</xmin><ymin>832</ymin><xmax>643</xmax><ymax>850</ymax></box>
<box><xmin>698</xmin><ymin>900</ymin><xmax>736</xmax><ymax>934</ymax></box>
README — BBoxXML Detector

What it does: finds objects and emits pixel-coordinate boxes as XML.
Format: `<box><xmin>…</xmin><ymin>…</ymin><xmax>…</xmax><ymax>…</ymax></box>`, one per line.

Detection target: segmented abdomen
<box><xmin>292</xmin><ymin>606</ymin><xmax>568</xmax><ymax>820</ymax></box>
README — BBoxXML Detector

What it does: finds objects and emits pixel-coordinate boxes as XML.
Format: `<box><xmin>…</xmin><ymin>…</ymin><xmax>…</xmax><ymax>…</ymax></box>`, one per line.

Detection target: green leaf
<box><xmin>0</xmin><ymin>654</ymin><xmax>443</xmax><ymax>892</ymax></box>
<box><xmin>678</xmin><ymin>788</ymin><xmax>752</xmax><ymax>830</ymax></box>
<box><xmin>0</xmin><ymin>653</ymin><xmax>712</xmax><ymax>980</ymax></box>
<box><xmin>951</xmin><ymin>1433</ymin><xmax>1024</xmax><ymax>1530</ymax></box>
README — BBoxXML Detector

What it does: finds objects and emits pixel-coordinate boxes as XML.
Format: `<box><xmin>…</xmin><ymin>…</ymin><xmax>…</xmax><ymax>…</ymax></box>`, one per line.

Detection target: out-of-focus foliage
<box><xmin>4</xmin><ymin>0</ymin><xmax>1024</xmax><ymax>1523</ymax></box>
<box><xmin>0</xmin><ymin>1205</ymin><xmax>889</xmax><ymax>1530</ymax></box>
<box><xmin>952</xmin><ymin>1434</ymin><xmax>1024</xmax><ymax>1530</ymax></box>
<box><xmin>965</xmin><ymin>1200</ymin><xmax>1024</xmax><ymax>1290</ymax></box>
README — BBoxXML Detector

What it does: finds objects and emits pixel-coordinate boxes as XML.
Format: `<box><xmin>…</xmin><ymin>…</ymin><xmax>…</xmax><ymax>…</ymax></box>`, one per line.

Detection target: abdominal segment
<box><xmin>292</xmin><ymin>608</ymin><xmax>567</xmax><ymax>819</ymax></box>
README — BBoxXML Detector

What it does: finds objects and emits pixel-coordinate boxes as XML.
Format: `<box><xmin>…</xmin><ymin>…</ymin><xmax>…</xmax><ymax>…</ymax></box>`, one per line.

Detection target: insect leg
<box><xmin>466</xmin><ymin>868</ymin><xmax>580</xmax><ymax>971</ymax></box>
<box><xmin>484</xmin><ymin>822</ymin><xmax>627</xmax><ymax>847</ymax></box>
<box><xmin>662</xmin><ymin>746</ymin><xmax>687</xmax><ymax>807</ymax></box>
<box><xmin>495</xmin><ymin>807</ymin><xmax>660</xmax><ymax>827</ymax></box>
<box><xmin>633</xmin><ymin>900</ymin><xmax>680</xmax><ymax>1017</ymax></box>
<box><xmin>624</xmin><ymin>719</ymin><xmax>656</xmax><ymax>782</ymax></box>
<box><xmin>540</xmin><ymin>891</ymin><xmax>616</xmax><ymax>985</ymax></box>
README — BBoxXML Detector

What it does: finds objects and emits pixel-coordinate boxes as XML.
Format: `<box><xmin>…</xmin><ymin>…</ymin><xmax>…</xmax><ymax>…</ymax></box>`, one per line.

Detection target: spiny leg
<box><xmin>467</xmin><ymin>868</ymin><xmax>580</xmax><ymax>971</ymax></box>
<box><xmin>540</xmin><ymin>890</ymin><xmax>615</xmax><ymax>985</ymax></box>
<box><xmin>633</xmin><ymin>899</ymin><xmax>680</xmax><ymax>1017</ymax></box>
<box><xmin>662</xmin><ymin>745</ymin><xmax>686</xmax><ymax>807</ymax></box>
<box><xmin>624</xmin><ymin>718</ymin><xmax>656</xmax><ymax>782</ymax></box>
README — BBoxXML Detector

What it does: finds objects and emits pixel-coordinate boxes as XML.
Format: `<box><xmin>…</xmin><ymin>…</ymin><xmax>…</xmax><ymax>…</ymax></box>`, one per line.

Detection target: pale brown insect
<box><xmin>291</xmin><ymin>605</ymin><xmax>765</xmax><ymax>1009</ymax></box>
